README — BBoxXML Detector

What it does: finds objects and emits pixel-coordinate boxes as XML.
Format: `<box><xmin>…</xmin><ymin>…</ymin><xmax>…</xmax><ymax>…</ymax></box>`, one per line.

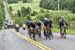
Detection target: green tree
<box><xmin>26</xmin><ymin>15</ymin><xmax>31</xmax><ymax>20</ymax></box>
<box><xmin>25</xmin><ymin>7</ymin><xmax>32</xmax><ymax>16</ymax></box>
<box><xmin>40</xmin><ymin>0</ymin><xmax>57</xmax><ymax>10</ymax></box>
<box><xmin>40</xmin><ymin>9</ymin><xmax>45</xmax><ymax>13</ymax></box>
<box><xmin>17</xmin><ymin>10</ymin><xmax>21</xmax><ymax>17</ymax></box>
<box><xmin>31</xmin><ymin>11</ymin><xmax>38</xmax><ymax>16</ymax></box>
<box><xmin>40</xmin><ymin>0</ymin><xmax>75</xmax><ymax>12</ymax></box>
<box><xmin>9</xmin><ymin>6</ymin><xmax>13</xmax><ymax>11</ymax></box>
<box><xmin>21</xmin><ymin>7</ymin><xmax>26</xmax><ymax>17</ymax></box>
<box><xmin>60</xmin><ymin>0</ymin><xmax>75</xmax><ymax>12</ymax></box>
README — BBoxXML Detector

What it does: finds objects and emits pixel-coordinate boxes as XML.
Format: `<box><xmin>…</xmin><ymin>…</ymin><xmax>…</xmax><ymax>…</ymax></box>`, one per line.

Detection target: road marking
<box><xmin>14</xmin><ymin>30</ymin><xmax>53</xmax><ymax>50</ymax></box>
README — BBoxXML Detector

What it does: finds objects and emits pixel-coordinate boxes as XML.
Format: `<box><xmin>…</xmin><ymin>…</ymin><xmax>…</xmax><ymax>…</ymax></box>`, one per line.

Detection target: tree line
<box><xmin>9</xmin><ymin>6</ymin><xmax>38</xmax><ymax>20</ymax></box>
<box><xmin>40</xmin><ymin>0</ymin><xmax>75</xmax><ymax>13</ymax></box>
<box><xmin>7</xmin><ymin>0</ymin><xmax>33</xmax><ymax>4</ymax></box>
<box><xmin>7</xmin><ymin>0</ymin><xmax>75</xmax><ymax>13</ymax></box>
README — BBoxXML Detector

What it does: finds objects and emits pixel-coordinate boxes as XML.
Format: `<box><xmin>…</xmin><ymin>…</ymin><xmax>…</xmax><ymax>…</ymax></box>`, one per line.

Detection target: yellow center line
<box><xmin>13</xmin><ymin>30</ymin><xmax>53</xmax><ymax>50</ymax></box>
<box><xmin>16</xmin><ymin>32</ymin><xmax>45</xmax><ymax>50</ymax></box>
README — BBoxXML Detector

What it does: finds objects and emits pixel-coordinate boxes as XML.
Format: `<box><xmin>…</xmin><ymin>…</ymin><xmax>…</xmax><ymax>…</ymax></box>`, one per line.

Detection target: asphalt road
<box><xmin>19</xmin><ymin>28</ymin><xmax>75</xmax><ymax>50</ymax></box>
<box><xmin>0</xmin><ymin>28</ymin><xmax>75</xmax><ymax>50</ymax></box>
<box><xmin>1</xmin><ymin>0</ymin><xmax>75</xmax><ymax>50</ymax></box>
<box><xmin>0</xmin><ymin>29</ymin><xmax>41</xmax><ymax>50</ymax></box>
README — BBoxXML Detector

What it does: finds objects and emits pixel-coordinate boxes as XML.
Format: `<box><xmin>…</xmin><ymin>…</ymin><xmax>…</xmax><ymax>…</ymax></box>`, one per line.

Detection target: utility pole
<box><xmin>58</xmin><ymin>0</ymin><xmax>60</xmax><ymax>10</ymax></box>
<box><xmin>57</xmin><ymin>0</ymin><xmax>60</xmax><ymax>16</ymax></box>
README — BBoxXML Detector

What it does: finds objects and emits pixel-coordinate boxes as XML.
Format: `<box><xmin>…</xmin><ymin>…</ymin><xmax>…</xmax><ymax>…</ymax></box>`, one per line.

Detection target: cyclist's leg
<box><xmin>49</xmin><ymin>28</ymin><xmax>53</xmax><ymax>38</ymax></box>
<box><xmin>28</xmin><ymin>29</ymin><xmax>32</xmax><ymax>39</ymax></box>
<box><xmin>16</xmin><ymin>27</ymin><xmax>19</xmax><ymax>32</ymax></box>
<box><xmin>44</xmin><ymin>29</ymin><xmax>48</xmax><ymax>39</ymax></box>
<box><xmin>23</xmin><ymin>27</ymin><xmax>25</xmax><ymax>30</ymax></box>
<box><xmin>46</xmin><ymin>29</ymin><xmax>49</xmax><ymax>39</ymax></box>
<box><xmin>62</xmin><ymin>28</ymin><xmax>65</xmax><ymax>38</ymax></box>
<box><xmin>60</xmin><ymin>27</ymin><xmax>63</xmax><ymax>38</ymax></box>
<box><xmin>48</xmin><ymin>31</ymin><xmax>51</xmax><ymax>40</ymax></box>
<box><xmin>38</xmin><ymin>28</ymin><xmax>41</xmax><ymax>38</ymax></box>
<box><xmin>64</xmin><ymin>27</ymin><xmax>66</xmax><ymax>39</ymax></box>
<box><xmin>51</xmin><ymin>31</ymin><xmax>53</xmax><ymax>38</ymax></box>
<box><xmin>33</xmin><ymin>29</ymin><xmax>36</xmax><ymax>40</ymax></box>
<box><xmin>33</xmin><ymin>33</ymin><xmax>36</xmax><ymax>40</ymax></box>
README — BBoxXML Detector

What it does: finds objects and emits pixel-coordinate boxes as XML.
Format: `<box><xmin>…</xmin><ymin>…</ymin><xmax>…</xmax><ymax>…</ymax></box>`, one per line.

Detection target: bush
<box><xmin>9</xmin><ymin>6</ymin><xmax>13</xmax><ymax>11</ymax></box>
<box><xmin>17</xmin><ymin>10</ymin><xmax>21</xmax><ymax>17</ymax></box>
<box><xmin>16</xmin><ymin>7</ymin><xmax>32</xmax><ymax>17</ymax></box>
<box><xmin>0</xmin><ymin>0</ymin><xmax>4</xmax><ymax>29</ymax></box>
<box><xmin>14</xmin><ymin>17</ymin><xmax>26</xmax><ymax>27</ymax></box>
<box><xmin>26</xmin><ymin>15</ymin><xmax>31</xmax><ymax>20</ymax></box>
<box><xmin>31</xmin><ymin>11</ymin><xmax>38</xmax><ymax>16</ymax></box>
<box><xmin>25</xmin><ymin>7</ymin><xmax>32</xmax><ymax>15</ymax></box>
<box><xmin>40</xmin><ymin>9</ymin><xmax>45</xmax><ymax>13</ymax></box>
<box><xmin>21</xmin><ymin>7</ymin><xmax>26</xmax><ymax>17</ymax></box>
<box><xmin>0</xmin><ymin>18</ymin><xmax>3</xmax><ymax>29</ymax></box>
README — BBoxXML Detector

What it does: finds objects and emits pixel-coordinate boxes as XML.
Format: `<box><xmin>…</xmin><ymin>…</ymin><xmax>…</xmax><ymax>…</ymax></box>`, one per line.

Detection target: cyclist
<box><xmin>59</xmin><ymin>16</ymin><xmax>68</xmax><ymax>39</ymax></box>
<box><xmin>29</xmin><ymin>20</ymin><xmax>36</xmax><ymax>40</ymax></box>
<box><xmin>36</xmin><ymin>20</ymin><xmax>42</xmax><ymax>38</ymax></box>
<box><xmin>15</xmin><ymin>23</ymin><xmax>19</xmax><ymax>32</ymax></box>
<box><xmin>43</xmin><ymin>18</ymin><xmax>51</xmax><ymax>40</ymax></box>
<box><xmin>43</xmin><ymin>18</ymin><xmax>49</xmax><ymax>29</ymax></box>
<box><xmin>48</xmin><ymin>18</ymin><xmax>53</xmax><ymax>38</ymax></box>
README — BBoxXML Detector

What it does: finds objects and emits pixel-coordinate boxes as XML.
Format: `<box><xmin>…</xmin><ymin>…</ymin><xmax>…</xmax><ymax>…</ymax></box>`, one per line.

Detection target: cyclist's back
<box><xmin>48</xmin><ymin>19</ymin><xmax>52</xmax><ymax>28</ymax></box>
<box><xmin>59</xmin><ymin>19</ymin><xmax>67</xmax><ymax>28</ymax></box>
<box><xmin>36</xmin><ymin>20</ymin><xmax>41</xmax><ymax>28</ymax></box>
<box><xmin>30</xmin><ymin>21</ymin><xmax>36</xmax><ymax>29</ymax></box>
<box><xmin>44</xmin><ymin>19</ymin><xmax>49</xmax><ymax>29</ymax></box>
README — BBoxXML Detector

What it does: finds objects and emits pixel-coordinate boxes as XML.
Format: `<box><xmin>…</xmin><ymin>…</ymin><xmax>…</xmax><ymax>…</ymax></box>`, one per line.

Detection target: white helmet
<box><xmin>61</xmin><ymin>16</ymin><xmax>64</xmax><ymax>19</ymax></box>
<box><xmin>16</xmin><ymin>24</ymin><xmax>19</xmax><ymax>27</ymax></box>
<box><xmin>23</xmin><ymin>24</ymin><xmax>26</xmax><ymax>28</ymax></box>
<box><xmin>44</xmin><ymin>18</ymin><xmax>48</xmax><ymax>20</ymax></box>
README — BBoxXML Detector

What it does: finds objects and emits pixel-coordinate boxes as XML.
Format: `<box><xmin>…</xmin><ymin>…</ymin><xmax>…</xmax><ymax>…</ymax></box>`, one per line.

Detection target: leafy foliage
<box><xmin>40</xmin><ymin>0</ymin><xmax>57</xmax><ymax>10</ymax></box>
<box><xmin>0</xmin><ymin>0</ymin><xmax>4</xmax><ymax>29</ymax></box>
<box><xmin>17</xmin><ymin>10</ymin><xmax>21</xmax><ymax>17</ymax></box>
<box><xmin>9</xmin><ymin>6</ymin><xmax>13</xmax><ymax>11</ymax></box>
